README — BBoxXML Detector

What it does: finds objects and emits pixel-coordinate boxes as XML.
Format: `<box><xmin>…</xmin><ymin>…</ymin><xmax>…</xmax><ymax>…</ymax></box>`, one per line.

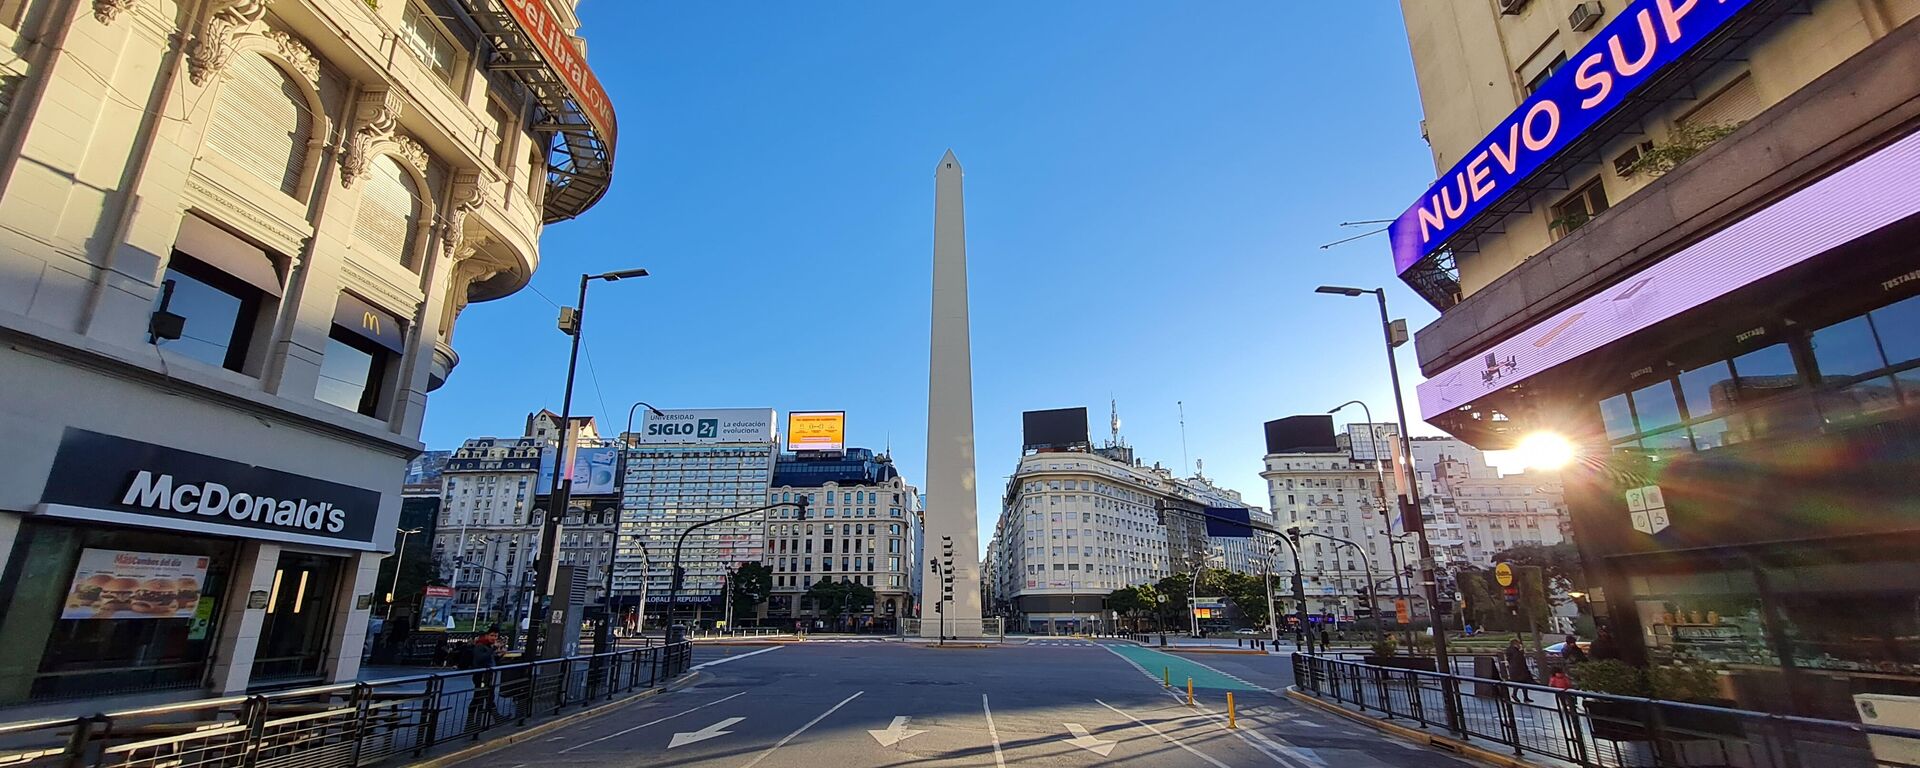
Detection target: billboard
<box><xmin>1263</xmin><ymin>415</ymin><xmax>1336</xmax><ymax>455</ymax></box>
<box><xmin>1344</xmin><ymin>423</ymin><xmax>1399</xmax><ymax>463</ymax></box>
<box><xmin>62</xmin><ymin>548</ymin><xmax>209</xmax><ymax>620</ymax></box>
<box><xmin>1389</xmin><ymin>0</ymin><xmax>1758</xmax><ymax>273</ymax></box>
<box><xmin>537</xmin><ymin>446</ymin><xmax>620</xmax><ymax>495</ymax></box>
<box><xmin>786</xmin><ymin>411</ymin><xmax>846</xmax><ymax>452</ymax></box>
<box><xmin>1022</xmin><ymin>407</ymin><xmax>1089</xmax><ymax>450</ymax></box>
<box><xmin>1201</xmin><ymin>507</ymin><xmax>1254</xmax><ymax>539</ymax></box>
<box><xmin>1417</xmin><ymin>129</ymin><xmax>1920</xmax><ymax>420</ymax></box>
<box><xmin>635</xmin><ymin>408</ymin><xmax>776</xmax><ymax>445</ymax></box>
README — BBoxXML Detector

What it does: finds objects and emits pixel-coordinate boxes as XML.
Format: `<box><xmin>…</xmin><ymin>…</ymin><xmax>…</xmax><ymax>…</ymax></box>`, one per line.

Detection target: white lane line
<box><xmin>557</xmin><ymin>691</ymin><xmax>750</xmax><ymax>753</ymax></box>
<box><xmin>1096</xmin><ymin>645</ymin><xmax>1317</xmax><ymax>766</ymax></box>
<box><xmin>1096</xmin><ymin>699</ymin><xmax>1231</xmax><ymax>768</ymax></box>
<box><xmin>738</xmin><ymin>690</ymin><xmax>864</xmax><ymax>768</ymax></box>
<box><xmin>691</xmin><ymin>645</ymin><xmax>783</xmax><ymax>671</ymax></box>
<box><xmin>982</xmin><ymin>694</ymin><xmax>1008</xmax><ymax>768</ymax></box>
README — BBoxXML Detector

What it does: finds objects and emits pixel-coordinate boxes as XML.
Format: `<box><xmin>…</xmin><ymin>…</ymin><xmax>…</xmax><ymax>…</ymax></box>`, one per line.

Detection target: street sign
<box><xmin>1495</xmin><ymin>562</ymin><xmax>1515</xmax><ymax>587</ymax></box>
<box><xmin>1395</xmin><ymin>599</ymin><xmax>1412</xmax><ymax>625</ymax></box>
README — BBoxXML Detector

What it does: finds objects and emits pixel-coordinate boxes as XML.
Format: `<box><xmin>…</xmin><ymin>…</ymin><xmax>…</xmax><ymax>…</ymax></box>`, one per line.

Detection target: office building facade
<box><xmin>0</xmin><ymin>0</ymin><xmax>612</xmax><ymax>705</ymax></box>
<box><xmin>613</xmin><ymin>409</ymin><xmax>778</xmax><ymax>625</ymax></box>
<box><xmin>1396</xmin><ymin>0</ymin><xmax>1920</xmax><ymax>717</ymax></box>
<box><xmin>762</xmin><ymin>448</ymin><xmax>920</xmax><ymax>630</ymax></box>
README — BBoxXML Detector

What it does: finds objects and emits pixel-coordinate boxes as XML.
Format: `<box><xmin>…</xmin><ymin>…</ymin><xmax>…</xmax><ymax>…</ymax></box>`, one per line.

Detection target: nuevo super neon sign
<box><xmin>1389</xmin><ymin>0</ymin><xmax>1754</xmax><ymax>275</ymax></box>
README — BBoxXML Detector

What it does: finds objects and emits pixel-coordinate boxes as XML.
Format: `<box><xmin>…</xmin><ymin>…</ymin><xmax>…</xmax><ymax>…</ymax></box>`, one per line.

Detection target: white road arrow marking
<box><xmin>668</xmin><ymin>717</ymin><xmax>743</xmax><ymax>749</ymax></box>
<box><xmin>1063</xmin><ymin>722</ymin><xmax>1116</xmax><ymax>757</ymax></box>
<box><xmin>868</xmin><ymin>715</ymin><xmax>928</xmax><ymax>747</ymax></box>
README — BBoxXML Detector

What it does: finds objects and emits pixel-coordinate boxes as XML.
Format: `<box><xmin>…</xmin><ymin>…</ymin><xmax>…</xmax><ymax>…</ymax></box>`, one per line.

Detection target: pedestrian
<box><xmin>472</xmin><ymin>624</ymin><xmax>500</xmax><ymax>668</ymax></box>
<box><xmin>1590</xmin><ymin>627</ymin><xmax>1620</xmax><ymax>661</ymax></box>
<box><xmin>1562</xmin><ymin>633</ymin><xmax>1588</xmax><ymax>665</ymax></box>
<box><xmin>1320</xmin><ymin>628</ymin><xmax>1331</xmax><ymax>649</ymax></box>
<box><xmin>1549</xmin><ymin>667</ymin><xmax>1573</xmax><ymax>690</ymax></box>
<box><xmin>1505</xmin><ymin>637</ymin><xmax>1536</xmax><ymax>702</ymax></box>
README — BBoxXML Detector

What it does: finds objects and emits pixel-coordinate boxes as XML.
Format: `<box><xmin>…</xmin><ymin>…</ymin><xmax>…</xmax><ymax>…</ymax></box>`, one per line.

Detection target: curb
<box><xmin>1283</xmin><ymin>687</ymin><xmax>1536</xmax><ymax>768</ymax></box>
<box><xmin>1163</xmin><ymin>648</ymin><xmax>1270</xmax><ymax>656</ymax></box>
<box><xmin>410</xmin><ymin>672</ymin><xmax>702</xmax><ymax>768</ymax></box>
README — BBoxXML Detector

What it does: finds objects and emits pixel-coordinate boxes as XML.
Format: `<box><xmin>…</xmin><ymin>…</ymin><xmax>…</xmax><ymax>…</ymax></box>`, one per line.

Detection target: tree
<box><xmin>1490</xmin><ymin>543</ymin><xmax>1585</xmax><ymax>597</ymax></box>
<box><xmin>1219</xmin><ymin>571</ymin><xmax>1273</xmax><ymax>629</ymax></box>
<box><xmin>1156</xmin><ymin>573</ymin><xmax>1193</xmax><ymax>621</ymax></box>
<box><xmin>378</xmin><ymin>551</ymin><xmax>443</xmax><ymax>621</ymax></box>
<box><xmin>730</xmin><ymin>562</ymin><xmax>773</xmax><ymax>623</ymax></box>
<box><xmin>805</xmin><ymin>578</ymin><xmax>876</xmax><ymax>629</ymax></box>
<box><xmin>1106</xmin><ymin>587</ymin><xmax>1146</xmax><ymax>626</ymax></box>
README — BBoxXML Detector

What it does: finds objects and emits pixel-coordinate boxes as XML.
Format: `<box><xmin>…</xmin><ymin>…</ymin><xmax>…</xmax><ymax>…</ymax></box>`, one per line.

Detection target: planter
<box><xmin>1583</xmin><ymin>698</ymin><xmax>1746</xmax><ymax>742</ymax></box>
<box><xmin>1363</xmin><ymin>656</ymin><xmax>1439</xmax><ymax>671</ymax></box>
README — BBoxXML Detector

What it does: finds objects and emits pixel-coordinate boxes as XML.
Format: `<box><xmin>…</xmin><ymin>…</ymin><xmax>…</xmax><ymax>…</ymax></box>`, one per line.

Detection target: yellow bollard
<box><xmin>1187</xmin><ymin>678</ymin><xmax>1195</xmax><ymax>707</ymax></box>
<box><xmin>1164</xmin><ymin>666</ymin><xmax>1171</xmax><ymax>688</ymax></box>
<box><xmin>1228</xmin><ymin>692</ymin><xmax>1237</xmax><ymax>729</ymax></box>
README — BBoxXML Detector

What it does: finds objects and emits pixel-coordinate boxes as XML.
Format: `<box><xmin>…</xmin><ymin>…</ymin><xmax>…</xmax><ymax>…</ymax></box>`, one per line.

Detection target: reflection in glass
<box><xmin>1873</xmin><ymin>294</ymin><xmax>1920</xmax><ymax>365</ymax></box>
<box><xmin>1817</xmin><ymin>376</ymin><xmax>1901</xmax><ymax>425</ymax></box>
<box><xmin>1640</xmin><ymin>429</ymin><xmax>1693</xmax><ymax>454</ymax></box>
<box><xmin>1631</xmin><ymin>380</ymin><xmax>1683</xmax><ymax>432</ymax></box>
<box><xmin>1678</xmin><ymin>361</ymin><xmax>1735</xmax><ymax>420</ymax></box>
<box><xmin>316</xmin><ymin>335</ymin><xmax>375</xmax><ymax>415</ymax></box>
<box><xmin>1731</xmin><ymin>343</ymin><xmax>1801</xmax><ymax>403</ymax></box>
<box><xmin>1600</xmin><ymin>393</ymin><xmax>1636</xmax><ymax>441</ymax></box>
<box><xmin>155</xmin><ymin>269</ymin><xmax>245</xmax><ymax>369</ymax></box>
<box><xmin>1809</xmin><ymin>316</ymin><xmax>1885</xmax><ymax>381</ymax></box>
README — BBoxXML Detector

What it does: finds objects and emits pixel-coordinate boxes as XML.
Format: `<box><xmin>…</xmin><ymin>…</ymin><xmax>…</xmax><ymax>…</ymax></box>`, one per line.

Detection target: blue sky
<box><xmin>422</xmin><ymin>3</ymin><xmax>1456</xmax><ymax>555</ymax></box>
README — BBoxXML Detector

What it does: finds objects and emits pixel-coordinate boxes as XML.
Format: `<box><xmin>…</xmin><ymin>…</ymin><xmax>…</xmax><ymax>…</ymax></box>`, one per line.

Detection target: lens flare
<box><xmin>1516</xmin><ymin>432</ymin><xmax>1576</xmax><ymax>470</ymax></box>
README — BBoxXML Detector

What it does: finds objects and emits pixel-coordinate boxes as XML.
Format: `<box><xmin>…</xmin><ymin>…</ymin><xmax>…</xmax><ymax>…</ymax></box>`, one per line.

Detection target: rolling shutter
<box><xmin>1682</xmin><ymin>74</ymin><xmax>1763</xmax><ymax>129</ymax></box>
<box><xmin>205</xmin><ymin>53</ymin><xmax>312</xmax><ymax>198</ymax></box>
<box><xmin>352</xmin><ymin>156</ymin><xmax>423</xmax><ymax>269</ymax></box>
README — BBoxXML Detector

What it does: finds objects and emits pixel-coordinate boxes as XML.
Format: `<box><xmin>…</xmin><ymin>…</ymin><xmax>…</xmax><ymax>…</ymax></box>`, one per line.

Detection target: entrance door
<box><xmin>252</xmin><ymin>552</ymin><xmax>341</xmax><ymax>682</ymax></box>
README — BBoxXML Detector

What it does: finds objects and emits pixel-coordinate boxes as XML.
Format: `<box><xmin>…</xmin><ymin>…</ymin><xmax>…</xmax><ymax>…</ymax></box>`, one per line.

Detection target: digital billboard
<box><xmin>1262</xmin><ymin>415</ymin><xmax>1336</xmax><ymax>455</ymax></box>
<box><xmin>537</xmin><ymin>446</ymin><xmax>619</xmax><ymax>495</ymax></box>
<box><xmin>786</xmin><ymin>411</ymin><xmax>846</xmax><ymax>452</ymax></box>
<box><xmin>635</xmin><ymin>408</ymin><xmax>776</xmax><ymax>445</ymax></box>
<box><xmin>1022</xmin><ymin>407</ymin><xmax>1089</xmax><ymax>450</ymax></box>
<box><xmin>1201</xmin><ymin>507</ymin><xmax>1254</xmax><ymax>539</ymax></box>
<box><xmin>1416</xmin><ymin>129</ymin><xmax>1920</xmax><ymax>419</ymax></box>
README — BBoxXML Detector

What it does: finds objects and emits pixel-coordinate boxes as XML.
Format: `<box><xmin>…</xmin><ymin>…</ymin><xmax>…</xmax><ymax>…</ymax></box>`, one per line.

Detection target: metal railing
<box><xmin>0</xmin><ymin>642</ymin><xmax>692</xmax><ymax>768</ymax></box>
<box><xmin>1292</xmin><ymin>654</ymin><xmax>1920</xmax><ymax>768</ymax></box>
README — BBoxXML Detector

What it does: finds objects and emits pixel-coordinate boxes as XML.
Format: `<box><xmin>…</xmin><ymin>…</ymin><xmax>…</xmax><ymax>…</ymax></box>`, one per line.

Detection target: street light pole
<box><xmin>1304</xmin><ymin>531</ymin><xmax>1386</xmax><ymax>641</ymax></box>
<box><xmin>1330</xmin><ymin>400</ymin><xmax>1414</xmax><ymax>647</ymax></box>
<box><xmin>665</xmin><ymin>499</ymin><xmax>808</xmax><ymax>642</ymax></box>
<box><xmin>1265</xmin><ymin>544</ymin><xmax>1281</xmax><ymax>647</ymax></box>
<box><xmin>1318</xmin><ymin>284</ymin><xmax>1456</xmax><ymax>718</ymax></box>
<box><xmin>595</xmin><ymin>401</ymin><xmax>664</xmax><ymax>654</ymax></box>
<box><xmin>529</xmin><ymin>268</ymin><xmax>648</xmax><ymax>660</ymax></box>
<box><xmin>385</xmin><ymin>526</ymin><xmax>421</xmax><ymax>617</ymax></box>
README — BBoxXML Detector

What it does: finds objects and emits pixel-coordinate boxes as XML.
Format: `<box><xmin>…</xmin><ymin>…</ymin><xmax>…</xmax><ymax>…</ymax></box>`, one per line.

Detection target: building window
<box><xmin>352</xmin><ymin>155</ymin><xmax>428</xmax><ymax>270</ymax></box>
<box><xmin>401</xmin><ymin>3</ymin><xmax>459</xmax><ymax>88</ymax></box>
<box><xmin>316</xmin><ymin>294</ymin><xmax>402</xmax><ymax>417</ymax></box>
<box><xmin>1549</xmin><ymin>178</ymin><xmax>1610</xmax><ymax>239</ymax></box>
<box><xmin>154</xmin><ymin>219</ymin><xmax>285</xmax><ymax>373</ymax></box>
<box><xmin>1522</xmin><ymin>52</ymin><xmax>1567</xmax><ymax>96</ymax></box>
<box><xmin>205</xmin><ymin>52</ymin><xmax>314</xmax><ymax>199</ymax></box>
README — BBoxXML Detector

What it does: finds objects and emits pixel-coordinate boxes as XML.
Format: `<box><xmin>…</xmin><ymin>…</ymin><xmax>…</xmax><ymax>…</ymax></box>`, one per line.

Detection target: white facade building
<box><xmin>1261</xmin><ymin>438</ymin><xmax>1410</xmax><ymax>622</ymax></box>
<box><xmin>0</xmin><ymin>0</ymin><xmax>612</xmax><ymax>705</ymax></box>
<box><xmin>762</xmin><ymin>468</ymin><xmax>920</xmax><ymax>630</ymax></box>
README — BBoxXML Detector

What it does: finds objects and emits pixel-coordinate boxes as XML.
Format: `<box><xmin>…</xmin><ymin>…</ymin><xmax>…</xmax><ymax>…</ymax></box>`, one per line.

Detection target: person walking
<box><xmin>1505</xmin><ymin>637</ymin><xmax>1536</xmax><ymax>703</ymax></box>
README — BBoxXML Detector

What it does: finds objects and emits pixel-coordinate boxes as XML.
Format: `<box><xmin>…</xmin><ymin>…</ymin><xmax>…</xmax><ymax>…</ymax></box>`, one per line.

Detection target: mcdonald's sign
<box><xmin>333</xmin><ymin>293</ymin><xmax>404</xmax><ymax>353</ymax></box>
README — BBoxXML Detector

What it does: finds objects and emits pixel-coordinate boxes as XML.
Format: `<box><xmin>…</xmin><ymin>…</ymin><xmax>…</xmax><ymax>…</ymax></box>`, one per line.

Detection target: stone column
<box><xmin>209</xmin><ymin>542</ymin><xmax>282</xmax><ymax>695</ymax></box>
<box><xmin>326</xmin><ymin>551</ymin><xmax>384</xmax><ymax>684</ymax></box>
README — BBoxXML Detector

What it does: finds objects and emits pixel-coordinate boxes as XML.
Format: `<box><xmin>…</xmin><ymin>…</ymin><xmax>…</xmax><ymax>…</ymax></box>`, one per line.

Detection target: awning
<box><xmin>457</xmin><ymin>0</ymin><xmax>616</xmax><ymax>222</ymax></box>
<box><xmin>174</xmin><ymin>215</ymin><xmax>282</xmax><ymax>296</ymax></box>
<box><xmin>1417</xmin><ymin>129</ymin><xmax>1920</xmax><ymax>424</ymax></box>
<box><xmin>332</xmin><ymin>292</ymin><xmax>406</xmax><ymax>354</ymax></box>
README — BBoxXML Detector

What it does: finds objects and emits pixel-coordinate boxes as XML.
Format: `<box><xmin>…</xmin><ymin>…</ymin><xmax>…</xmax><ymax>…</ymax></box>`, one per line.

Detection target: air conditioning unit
<box><xmin>1499</xmin><ymin>0</ymin><xmax>1530</xmax><ymax>15</ymax></box>
<box><xmin>1569</xmin><ymin>2</ymin><xmax>1605</xmax><ymax>31</ymax></box>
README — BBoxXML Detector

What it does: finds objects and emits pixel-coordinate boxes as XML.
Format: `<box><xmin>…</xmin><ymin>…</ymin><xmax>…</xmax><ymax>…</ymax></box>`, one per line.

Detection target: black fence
<box><xmin>1292</xmin><ymin>653</ymin><xmax>1920</xmax><ymax>768</ymax></box>
<box><xmin>0</xmin><ymin>642</ymin><xmax>692</xmax><ymax>768</ymax></box>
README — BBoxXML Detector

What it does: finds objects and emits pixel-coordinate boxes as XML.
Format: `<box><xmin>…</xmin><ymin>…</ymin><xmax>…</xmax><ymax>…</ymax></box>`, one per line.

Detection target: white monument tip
<box><xmin>938</xmin><ymin>149</ymin><xmax>961</xmax><ymax>171</ymax></box>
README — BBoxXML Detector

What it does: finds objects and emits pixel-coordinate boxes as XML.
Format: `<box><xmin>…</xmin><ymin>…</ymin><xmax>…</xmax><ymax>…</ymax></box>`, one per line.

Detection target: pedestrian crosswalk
<box><xmin>803</xmin><ymin>638</ymin><xmax>886</xmax><ymax>643</ymax></box>
<box><xmin>1028</xmin><ymin>640</ymin><xmax>1097</xmax><ymax>647</ymax></box>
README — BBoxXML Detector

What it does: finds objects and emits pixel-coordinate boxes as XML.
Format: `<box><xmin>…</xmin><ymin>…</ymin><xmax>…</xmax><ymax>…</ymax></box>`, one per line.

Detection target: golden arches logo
<box><xmin>361</xmin><ymin>311</ymin><xmax>382</xmax><ymax>335</ymax></box>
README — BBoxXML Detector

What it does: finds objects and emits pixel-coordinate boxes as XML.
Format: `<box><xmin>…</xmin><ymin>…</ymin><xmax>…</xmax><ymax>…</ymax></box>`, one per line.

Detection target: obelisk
<box><xmin>923</xmin><ymin>150</ymin><xmax>984</xmax><ymax>638</ymax></box>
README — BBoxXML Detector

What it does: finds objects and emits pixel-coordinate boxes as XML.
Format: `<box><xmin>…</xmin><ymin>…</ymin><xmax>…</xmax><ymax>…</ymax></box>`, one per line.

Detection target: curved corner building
<box><xmin>0</xmin><ymin>0</ymin><xmax>614</xmax><ymax>704</ymax></box>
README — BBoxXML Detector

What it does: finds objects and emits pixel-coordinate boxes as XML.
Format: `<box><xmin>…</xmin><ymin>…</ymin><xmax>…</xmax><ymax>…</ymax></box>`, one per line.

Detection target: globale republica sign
<box><xmin>1389</xmin><ymin>0</ymin><xmax>1756</xmax><ymax>275</ymax></box>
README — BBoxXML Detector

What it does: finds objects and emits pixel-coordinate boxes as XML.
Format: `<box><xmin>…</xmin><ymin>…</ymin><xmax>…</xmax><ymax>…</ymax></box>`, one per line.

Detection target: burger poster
<box><xmin>63</xmin><ymin>548</ymin><xmax>209</xmax><ymax>620</ymax></box>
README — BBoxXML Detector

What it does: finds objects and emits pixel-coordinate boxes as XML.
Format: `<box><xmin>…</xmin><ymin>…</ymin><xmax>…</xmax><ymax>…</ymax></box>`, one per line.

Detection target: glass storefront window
<box><xmin>0</xmin><ymin>523</ymin><xmax>237</xmax><ymax>704</ymax></box>
<box><xmin>1817</xmin><ymin>376</ymin><xmax>1902</xmax><ymax>425</ymax></box>
<box><xmin>1631</xmin><ymin>380</ymin><xmax>1684</xmax><ymax>432</ymax></box>
<box><xmin>1731</xmin><ymin>343</ymin><xmax>1802</xmax><ymax>403</ymax></box>
<box><xmin>1689</xmin><ymin>418</ymin><xmax>1747</xmax><ymax>451</ymax></box>
<box><xmin>1679</xmin><ymin>361</ymin><xmax>1735</xmax><ymax>419</ymax></box>
<box><xmin>1600</xmin><ymin>393</ymin><xmax>1636</xmax><ymax>441</ymax></box>
<box><xmin>1873</xmin><ymin>294</ymin><xmax>1920</xmax><ymax>366</ymax></box>
<box><xmin>1810</xmin><ymin>316</ymin><xmax>1886</xmax><ymax>381</ymax></box>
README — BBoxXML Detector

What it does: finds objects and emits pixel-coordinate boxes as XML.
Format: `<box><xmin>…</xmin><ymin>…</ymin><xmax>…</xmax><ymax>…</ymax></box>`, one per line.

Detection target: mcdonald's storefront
<box><xmin>0</xmin><ymin>331</ymin><xmax>409</xmax><ymax>709</ymax></box>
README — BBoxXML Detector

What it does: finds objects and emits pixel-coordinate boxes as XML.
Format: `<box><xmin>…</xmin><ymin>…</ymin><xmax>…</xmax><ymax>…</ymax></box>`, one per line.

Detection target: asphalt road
<box><xmin>455</xmin><ymin>640</ymin><xmax>1475</xmax><ymax>768</ymax></box>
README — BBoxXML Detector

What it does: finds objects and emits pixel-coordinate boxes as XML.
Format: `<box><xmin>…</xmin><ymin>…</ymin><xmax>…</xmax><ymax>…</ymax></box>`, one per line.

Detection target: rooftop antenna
<box><xmin>1178</xmin><ymin>401</ymin><xmax>1190</xmax><ymax>477</ymax></box>
<box><xmin>1109</xmin><ymin>396</ymin><xmax>1123</xmax><ymax>447</ymax></box>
